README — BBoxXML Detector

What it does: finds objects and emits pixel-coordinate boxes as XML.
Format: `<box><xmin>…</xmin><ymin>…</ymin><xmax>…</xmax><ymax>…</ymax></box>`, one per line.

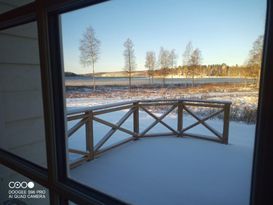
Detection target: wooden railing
<box><xmin>67</xmin><ymin>99</ymin><xmax>231</xmax><ymax>168</ymax></box>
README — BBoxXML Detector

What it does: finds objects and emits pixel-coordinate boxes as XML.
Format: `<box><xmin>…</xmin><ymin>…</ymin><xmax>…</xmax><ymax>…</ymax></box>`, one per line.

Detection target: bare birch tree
<box><xmin>169</xmin><ymin>49</ymin><xmax>177</xmax><ymax>68</ymax></box>
<box><xmin>79</xmin><ymin>26</ymin><xmax>100</xmax><ymax>91</ymax></box>
<box><xmin>145</xmin><ymin>51</ymin><xmax>156</xmax><ymax>84</ymax></box>
<box><xmin>182</xmin><ymin>42</ymin><xmax>193</xmax><ymax>78</ymax></box>
<box><xmin>183</xmin><ymin>41</ymin><xmax>193</xmax><ymax>66</ymax></box>
<box><xmin>158</xmin><ymin>47</ymin><xmax>171</xmax><ymax>86</ymax></box>
<box><xmin>123</xmin><ymin>38</ymin><xmax>136</xmax><ymax>91</ymax></box>
<box><xmin>247</xmin><ymin>35</ymin><xmax>263</xmax><ymax>87</ymax></box>
<box><xmin>189</xmin><ymin>48</ymin><xmax>202</xmax><ymax>86</ymax></box>
<box><xmin>169</xmin><ymin>49</ymin><xmax>177</xmax><ymax>78</ymax></box>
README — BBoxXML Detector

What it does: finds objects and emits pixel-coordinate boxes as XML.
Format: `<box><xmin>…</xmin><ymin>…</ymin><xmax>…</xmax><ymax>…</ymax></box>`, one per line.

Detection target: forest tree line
<box><xmin>149</xmin><ymin>64</ymin><xmax>260</xmax><ymax>78</ymax></box>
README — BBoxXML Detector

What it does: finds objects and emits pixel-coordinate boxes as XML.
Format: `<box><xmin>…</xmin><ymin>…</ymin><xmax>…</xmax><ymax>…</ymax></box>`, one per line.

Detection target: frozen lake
<box><xmin>65</xmin><ymin>76</ymin><xmax>255</xmax><ymax>87</ymax></box>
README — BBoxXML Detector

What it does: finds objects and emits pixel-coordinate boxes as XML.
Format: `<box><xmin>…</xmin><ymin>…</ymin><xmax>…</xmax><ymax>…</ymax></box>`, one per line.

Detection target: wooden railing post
<box><xmin>177</xmin><ymin>100</ymin><xmax>183</xmax><ymax>137</ymax></box>
<box><xmin>223</xmin><ymin>103</ymin><xmax>231</xmax><ymax>144</ymax></box>
<box><xmin>86</xmin><ymin>111</ymin><xmax>94</xmax><ymax>160</ymax></box>
<box><xmin>133</xmin><ymin>101</ymin><xmax>139</xmax><ymax>139</ymax></box>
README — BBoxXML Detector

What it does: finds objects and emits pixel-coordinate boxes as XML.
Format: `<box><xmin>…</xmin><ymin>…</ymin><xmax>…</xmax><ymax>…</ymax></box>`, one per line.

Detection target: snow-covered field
<box><xmin>67</xmin><ymin>85</ymin><xmax>258</xmax><ymax>123</ymax></box>
<box><xmin>67</xmin><ymin>107</ymin><xmax>255</xmax><ymax>205</ymax></box>
<box><xmin>67</xmin><ymin>90</ymin><xmax>257</xmax><ymax>110</ymax></box>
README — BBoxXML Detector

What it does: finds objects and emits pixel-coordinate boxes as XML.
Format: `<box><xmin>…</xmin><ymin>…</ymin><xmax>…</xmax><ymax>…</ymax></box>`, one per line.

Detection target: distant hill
<box><xmin>94</xmin><ymin>70</ymin><xmax>148</xmax><ymax>77</ymax></box>
<box><xmin>64</xmin><ymin>72</ymin><xmax>81</xmax><ymax>77</ymax></box>
<box><xmin>65</xmin><ymin>70</ymin><xmax>149</xmax><ymax>77</ymax></box>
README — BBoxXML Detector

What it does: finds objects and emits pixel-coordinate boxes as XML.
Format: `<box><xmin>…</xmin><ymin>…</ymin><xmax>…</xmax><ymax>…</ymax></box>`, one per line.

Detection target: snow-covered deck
<box><xmin>68</xmin><ymin>100</ymin><xmax>255</xmax><ymax>205</ymax></box>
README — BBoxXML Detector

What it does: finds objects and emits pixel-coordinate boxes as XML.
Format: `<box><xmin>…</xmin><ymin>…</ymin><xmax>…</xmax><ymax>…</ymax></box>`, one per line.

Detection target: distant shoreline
<box><xmin>65</xmin><ymin>71</ymin><xmax>256</xmax><ymax>79</ymax></box>
<box><xmin>65</xmin><ymin>76</ymin><xmax>256</xmax><ymax>88</ymax></box>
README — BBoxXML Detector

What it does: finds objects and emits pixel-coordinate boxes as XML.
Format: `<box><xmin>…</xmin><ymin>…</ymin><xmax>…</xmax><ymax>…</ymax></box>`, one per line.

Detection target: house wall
<box><xmin>0</xmin><ymin>21</ymin><xmax>47</xmax><ymax>166</ymax></box>
<box><xmin>0</xmin><ymin>8</ymin><xmax>49</xmax><ymax>203</ymax></box>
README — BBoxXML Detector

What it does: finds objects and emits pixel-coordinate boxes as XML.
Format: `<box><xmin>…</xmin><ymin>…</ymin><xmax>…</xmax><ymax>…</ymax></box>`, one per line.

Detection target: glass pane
<box><xmin>60</xmin><ymin>0</ymin><xmax>266</xmax><ymax>204</ymax></box>
<box><xmin>0</xmin><ymin>0</ymin><xmax>34</xmax><ymax>14</ymax></box>
<box><xmin>0</xmin><ymin>22</ymin><xmax>47</xmax><ymax>168</ymax></box>
<box><xmin>0</xmin><ymin>165</ymin><xmax>49</xmax><ymax>204</ymax></box>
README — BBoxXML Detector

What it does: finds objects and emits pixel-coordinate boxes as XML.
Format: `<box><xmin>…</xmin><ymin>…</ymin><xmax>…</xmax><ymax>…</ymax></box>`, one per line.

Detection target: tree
<box><xmin>123</xmin><ymin>38</ymin><xmax>136</xmax><ymax>91</ymax></box>
<box><xmin>247</xmin><ymin>35</ymin><xmax>263</xmax><ymax>87</ymax></box>
<box><xmin>145</xmin><ymin>51</ymin><xmax>156</xmax><ymax>84</ymax></box>
<box><xmin>169</xmin><ymin>49</ymin><xmax>177</xmax><ymax>78</ymax></box>
<box><xmin>183</xmin><ymin>41</ymin><xmax>193</xmax><ymax>66</ymax></box>
<box><xmin>182</xmin><ymin>41</ymin><xmax>193</xmax><ymax>78</ymax></box>
<box><xmin>189</xmin><ymin>48</ymin><xmax>202</xmax><ymax>86</ymax></box>
<box><xmin>158</xmin><ymin>47</ymin><xmax>171</xmax><ymax>86</ymax></box>
<box><xmin>79</xmin><ymin>26</ymin><xmax>100</xmax><ymax>91</ymax></box>
<box><xmin>169</xmin><ymin>49</ymin><xmax>177</xmax><ymax>68</ymax></box>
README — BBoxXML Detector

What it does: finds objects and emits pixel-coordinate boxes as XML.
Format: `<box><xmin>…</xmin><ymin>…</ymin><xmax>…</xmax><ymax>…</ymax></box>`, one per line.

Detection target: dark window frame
<box><xmin>0</xmin><ymin>0</ymin><xmax>272</xmax><ymax>204</ymax></box>
<box><xmin>250</xmin><ymin>0</ymin><xmax>273</xmax><ymax>204</ymax></box>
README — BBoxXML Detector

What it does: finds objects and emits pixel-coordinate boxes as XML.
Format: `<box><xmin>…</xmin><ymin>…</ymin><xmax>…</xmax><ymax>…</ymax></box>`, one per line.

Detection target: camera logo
<box><xmin>8</xmin><ymin>181</ymin><xmax>35</xmax><ymax>189</ymax></box>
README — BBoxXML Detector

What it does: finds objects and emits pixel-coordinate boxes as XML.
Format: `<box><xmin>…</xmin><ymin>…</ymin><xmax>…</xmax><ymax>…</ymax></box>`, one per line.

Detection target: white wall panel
<box><xmin>0</xmin><ymin>22</ymin><xmax>47</xmax><ymax>168</ymax></box>
<box><xmin>0</xmin><ymin>64</ymin><xmax>41</xmax><ymax>92</ymax></box>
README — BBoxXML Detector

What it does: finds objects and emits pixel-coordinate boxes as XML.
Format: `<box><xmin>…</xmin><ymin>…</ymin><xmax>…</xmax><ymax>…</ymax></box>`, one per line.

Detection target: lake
<box><xmin>65</xmin><ymin>76</ymin><xmax>255</xmax><ymax>87</ymax></box>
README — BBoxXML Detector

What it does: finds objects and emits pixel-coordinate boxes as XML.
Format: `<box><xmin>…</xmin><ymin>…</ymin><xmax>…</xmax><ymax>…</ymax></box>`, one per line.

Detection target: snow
<box><xmin>68</xmin><ymin>108</ymin><xmax>255</xmax><ymax>205</ymax></box>
<box><xmin>66</xmin><ymin>86</ymin><xmax>258</xmax><ymax>123</ymax></box>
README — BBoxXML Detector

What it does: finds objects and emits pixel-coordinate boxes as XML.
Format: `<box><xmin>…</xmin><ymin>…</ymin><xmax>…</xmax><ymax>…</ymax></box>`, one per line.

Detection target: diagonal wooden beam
<box><xmin>94</xmin><ymin>108</ymin><xmax>135</xmax><ymax>151</ymax></box>
<box><xmin>183</xmin><ymin>105</ymin><xmax>222</xmax><ymax>139</ymax></box>
<box><xmin>68</xmin><ymin>149</ymin><xmax>89</xmax><ymax>156</ymax></box>
<box><xmin>182</xmin><ymin>109</ymin><xmax>224</xmax><ymax>133</ymax></box>
<box><xmin>93</xmin><ymin>116</ymin><xmax>139</xmax><ymax>137</ymax></box>
<box><xmin>140</xmin><ymin>105</ymin><xmax>179</xmax><ymax>135</ymax></box>
<box><xmin>95</xmin><ymin>137</ymin><xmax>135</xmax><ymax>157</ymax></box>
<box><xmin>68</xmin><ymin>118</ymin><xmax>87</xmax><ymax>137</ymax></box>
<box><xmin>139</xmin><ymin>104</ymin><xmax>177</xmax><ymax>137</ymax></box>
<box><xmin>69</xmin><ymin>156</ymin><xmax>88</xmax><ymax>169</ymax></box>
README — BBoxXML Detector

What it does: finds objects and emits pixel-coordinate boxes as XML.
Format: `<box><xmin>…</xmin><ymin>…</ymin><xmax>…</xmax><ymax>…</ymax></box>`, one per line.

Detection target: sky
<box><xmin>61</xmin><ymin>0</ymin><xmax>266</xmax><ymax>74</ymax></box>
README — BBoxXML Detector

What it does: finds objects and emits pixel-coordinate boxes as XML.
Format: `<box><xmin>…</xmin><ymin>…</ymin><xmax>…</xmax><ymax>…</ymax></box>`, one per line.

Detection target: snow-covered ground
<box><xmin>67</xmin><ymin>91</ymin><xmax>258</xmax><ymax>124</ymax></box>
<box><xmin>67</xmin><ymin>108</ymin><xmax>255</xmax><ymax>205</ymax></box>
<box><xmin>66</xmin><ymin>83</ymin><xmax>258</xmax><ymax>123</ymax></box>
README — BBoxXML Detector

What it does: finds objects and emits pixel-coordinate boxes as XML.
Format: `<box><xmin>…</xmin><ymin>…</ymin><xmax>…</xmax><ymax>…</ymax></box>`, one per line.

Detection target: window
<box><xmin>61</xmin><ymin>1</ymin><xmax>266</xmax><ymax>204</ymax></box>
<box><xmin>0</xmin><ymin>0</ymin><xmax>273</xmax><ymax>204</ymax></box>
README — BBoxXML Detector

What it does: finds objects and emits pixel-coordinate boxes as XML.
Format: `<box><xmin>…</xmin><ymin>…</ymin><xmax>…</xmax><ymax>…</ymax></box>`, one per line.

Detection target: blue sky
<box><xmin>61</xmin><ymin>0</ymin><xmax>266</xmax><ymax>74</ymax></box>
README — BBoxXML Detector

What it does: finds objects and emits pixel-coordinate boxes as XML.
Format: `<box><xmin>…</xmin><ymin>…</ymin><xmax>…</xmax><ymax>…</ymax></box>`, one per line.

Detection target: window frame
<box><xmin>250</xmin><ymin>1</ymin><xmax>273</xmax><ymax>204</ymax></box>
<box><xmin>0</xmin><ymin>0</ymin><xmax>272</xmax><ymax>204</ymax></box>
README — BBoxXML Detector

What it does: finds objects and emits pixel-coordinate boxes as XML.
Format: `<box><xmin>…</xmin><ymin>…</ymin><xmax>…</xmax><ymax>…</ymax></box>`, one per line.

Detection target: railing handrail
<box><xmin>67</xmin><ymin>100</ymin><xmax>137</xmax><ymax>115</ymax></box>
<box><xmin>67</xmin><ymin>99</ymin><xmax>232</xmax><ymax>116</ymax></box>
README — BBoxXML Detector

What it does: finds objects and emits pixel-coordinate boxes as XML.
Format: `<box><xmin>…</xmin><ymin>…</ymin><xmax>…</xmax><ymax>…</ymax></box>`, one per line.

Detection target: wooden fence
<box><xmin>67</xmin><ymin>99</ymin><xmax>231</xmax><ymax>168</ymax></box>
